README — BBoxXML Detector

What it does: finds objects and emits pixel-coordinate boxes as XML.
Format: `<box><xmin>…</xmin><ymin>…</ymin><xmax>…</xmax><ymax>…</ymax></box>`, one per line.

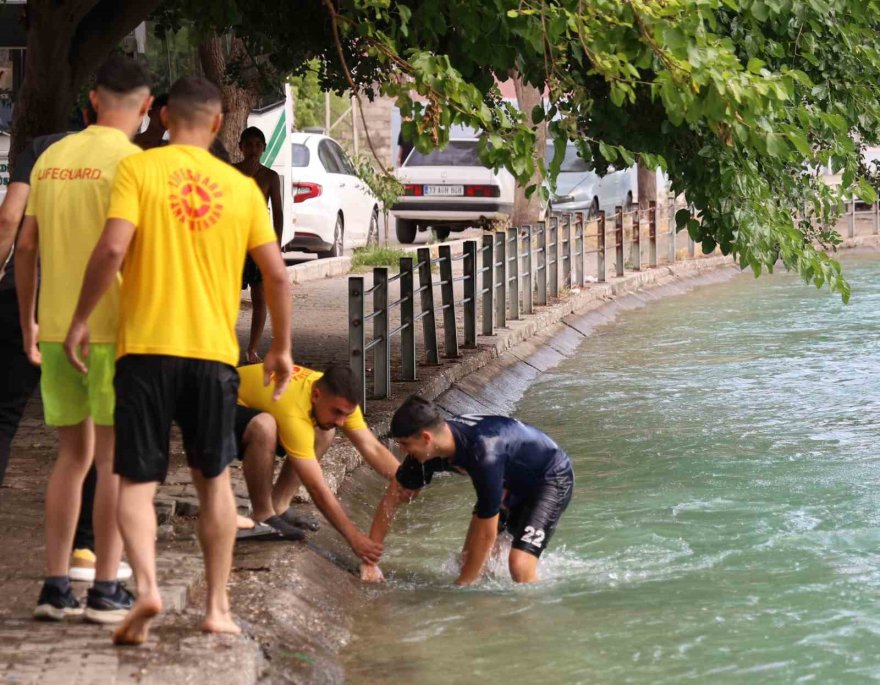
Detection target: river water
<box><xmin>338</xmin><ymin>253</ymin><xmax>880</xmax><ymax>684</ymax></box>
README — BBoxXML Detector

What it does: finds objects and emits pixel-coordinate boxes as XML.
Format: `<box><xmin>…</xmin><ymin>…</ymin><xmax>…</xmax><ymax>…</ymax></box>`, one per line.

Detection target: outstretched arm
<box><xmin>249</xmin><ymin>240</ymin><xmax>292</xmax><ymax>399</ymax></box>
<box><xmin>455</xmin><ymin>514</ymin><xmax>499</xmax><ymax>586</ymax></box>
<box><xmin>292</xmin><ymin>457</ymin><xmax>383</xmax><ymax>564</ymax></box>
<box><xmin>359</xmin><ymin>479</ymin><xmax>419</xmax><ymax>582</ymax></box>
<box><xmin>64</xmin><ymin>218</ymin><xmax>134</xmax><ymax>372</ymax></box>
<box><xmin>345</xmin><ymin>427</ymin><xmax>400</xmax><ymax>479</ymax></box>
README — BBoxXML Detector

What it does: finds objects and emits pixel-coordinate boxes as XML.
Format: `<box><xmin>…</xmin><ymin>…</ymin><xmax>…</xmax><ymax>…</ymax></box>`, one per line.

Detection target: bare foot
<box><xmin>236</xmin><ymin>514</ymin><xmax>255</xmax><ymax>530</ymax></box>
<box><xmin>112</xmin><ymin>596</ymin><xmax>162</xmax><ymax>646</ymax></box>
<box><xmin>201</xmin><ymin>611</ymin><xmax>242</xmax><ymax>635</ymax></box>
<box><xmin>245</xmin><ymin>350</ymin><xmax>261</xmax><ymax>364</ymax></box>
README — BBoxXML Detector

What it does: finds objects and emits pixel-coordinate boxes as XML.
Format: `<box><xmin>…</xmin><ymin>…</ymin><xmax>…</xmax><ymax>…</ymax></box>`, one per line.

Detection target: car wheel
<box><xmin>319</xmin><ymin>214</ymin><xmax>344</xmax><ymax>259</ymax></box>
<box><xmin>433</xmin><ymin>227</ymin><xmax>451</xmax><ymax>242</ymax></box>
<box><xmin>366</xmin><ymin>208</ymin><xmax>380</xmax><ymax>247</ymax></box>
<box><xmin>396</xmin><ymin>218</ymin><xmax>417</xmax><ymax>244</ymax></box>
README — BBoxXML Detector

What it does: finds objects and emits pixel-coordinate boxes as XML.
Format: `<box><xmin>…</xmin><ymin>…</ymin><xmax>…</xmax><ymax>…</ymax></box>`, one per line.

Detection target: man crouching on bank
<box><xmin>360</xmin><ymin>396</ymin><xmax>575</xmax><ymax>585</ymax></box>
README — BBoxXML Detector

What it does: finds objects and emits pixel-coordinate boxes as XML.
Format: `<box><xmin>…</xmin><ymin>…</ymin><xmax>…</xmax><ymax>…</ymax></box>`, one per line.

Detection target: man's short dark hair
<box><xmin>95</xmin><ymin>55</ymin><xmax>150</xmax><ymax>93</ymax></box>
<box><xmin>315</xmin><ymin>364</ymin><xmax>361</xmax><ymax>406</ymax></box>
<box><xmin>390</xmin><ymin>396</ymin><xmax>444</xmax><ymax>438</ymax></box>
<box><xmin>239</xmin><ymin>126</ymin><xmax>266</xmax><ymax>146</ymax></box>
<box><xmin>167</xmin><ymin>77</ymin><xmax>222</xmax><ymax>121</ymax></box>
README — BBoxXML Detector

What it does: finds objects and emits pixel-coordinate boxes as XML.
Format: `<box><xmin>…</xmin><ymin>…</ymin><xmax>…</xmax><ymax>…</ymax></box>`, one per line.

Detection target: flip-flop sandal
<box><xmin>236</xmin><ymin>523</ymin><xmax>282</xmax><ymax>541</ymax></box>
<box><xmin>262</xmin><ymin>515</ymin><xmax>307</xmax><ymax>541</ymax></box>
<box><xmin>279</xmin><ymin>508</ymin><xmax>320</xmax><ymax>531</ymax></box>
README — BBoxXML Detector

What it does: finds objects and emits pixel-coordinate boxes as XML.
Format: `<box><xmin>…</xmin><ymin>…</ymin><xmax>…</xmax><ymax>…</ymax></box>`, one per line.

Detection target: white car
<box><xmin>287</xmin><ymin>132</ymin><xmax>380</xmax><ymax>258</ymax></box>
<box><xmin>392</xmin><ymin>139</ymin><xmax>515</xmax><ymax>243</ymax></box>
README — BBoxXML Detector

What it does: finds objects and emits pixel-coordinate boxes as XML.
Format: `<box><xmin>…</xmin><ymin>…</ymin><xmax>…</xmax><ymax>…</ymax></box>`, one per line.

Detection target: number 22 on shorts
<box><xmin>521</xmin><ymin>526</ymin><xmax>545</xmax><ymax>548</ymax></box>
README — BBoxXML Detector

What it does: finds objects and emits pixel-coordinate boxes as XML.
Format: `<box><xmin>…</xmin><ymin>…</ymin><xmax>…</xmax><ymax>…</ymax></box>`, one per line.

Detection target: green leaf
<box><xmin>856</xmin><ymin>177</ymin><xmax>878</xmax><ymax>203</ymax></box>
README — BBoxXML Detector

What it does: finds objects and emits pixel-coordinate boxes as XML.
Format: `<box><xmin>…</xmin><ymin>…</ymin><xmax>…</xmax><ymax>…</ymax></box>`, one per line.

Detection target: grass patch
<box><xmin>351</xmin><ymin>245</ymin><xmax>411</xmax><ymax>272</ymax></box>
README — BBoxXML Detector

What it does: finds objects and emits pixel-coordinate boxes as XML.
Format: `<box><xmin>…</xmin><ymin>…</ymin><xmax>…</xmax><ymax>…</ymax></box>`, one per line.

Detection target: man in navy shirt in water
<box><xmin>360</xmin><ymin>396</ymin><xmax>574</xmax><ymax>585</ymax></box>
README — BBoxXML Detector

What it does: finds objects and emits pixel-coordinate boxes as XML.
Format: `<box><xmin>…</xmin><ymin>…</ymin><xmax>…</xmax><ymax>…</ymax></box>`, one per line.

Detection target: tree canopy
<box><xmin>18</xmin><ymin>0</ymin><xmax>880</xmax><ymax>299</ymax></box>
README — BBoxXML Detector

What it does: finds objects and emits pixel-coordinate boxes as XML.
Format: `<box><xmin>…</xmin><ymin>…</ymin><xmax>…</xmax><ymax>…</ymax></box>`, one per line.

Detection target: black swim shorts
<box><xmin>501</xmin><ymin>467</ymin><xmax>574</xmax><ymax>558</ymax></box>
<box><xmin>114</xmin><ymin>355</ymin><xmax>239</xmax><ymax>483</ymax></box>
<box><xmin>233</xmin><ymin>405</ymin><xmax>285</xmax><ymax>460</ymax></box>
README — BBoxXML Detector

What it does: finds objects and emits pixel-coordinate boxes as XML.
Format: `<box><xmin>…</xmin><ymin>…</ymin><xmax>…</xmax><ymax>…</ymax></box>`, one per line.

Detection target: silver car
<box><xmin>546</xmin><ymin>142</ymin><xmax>638</xmax><ymax>217</ymax></box>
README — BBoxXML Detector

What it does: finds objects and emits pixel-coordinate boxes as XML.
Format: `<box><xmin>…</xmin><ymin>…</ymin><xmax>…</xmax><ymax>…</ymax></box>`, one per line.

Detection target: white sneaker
<box><xmin>70</xmin><ymin>549</ymin><xmax>133</xmax><ymax>582</ymax></box>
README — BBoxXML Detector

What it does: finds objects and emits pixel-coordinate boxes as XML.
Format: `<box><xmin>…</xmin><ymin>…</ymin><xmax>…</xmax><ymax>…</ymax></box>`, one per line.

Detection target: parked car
<box><xmin>545</xmin><ymin>142</ymin><xmax>639</xmax><ymax>216</ymax></box>
<box><xmin>287</xmin><ymin>132</ymin><xmax>380</xmax><ymax>258</ymax></box>
<box><xmin>392</xmin><ymin>139</ymin><xmax>515</xmax><ymax>243</ymax></box>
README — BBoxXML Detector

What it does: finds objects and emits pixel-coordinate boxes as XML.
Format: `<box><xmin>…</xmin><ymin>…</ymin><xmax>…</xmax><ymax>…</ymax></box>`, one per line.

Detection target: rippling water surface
<box><xmin>339</xmin><ymin>254</ymin><xmax>880</xmax><ymax>684</ymax></box>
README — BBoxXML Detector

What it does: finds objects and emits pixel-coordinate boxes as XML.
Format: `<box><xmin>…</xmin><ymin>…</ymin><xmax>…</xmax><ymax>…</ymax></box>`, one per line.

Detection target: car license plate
<box><xmin>424</xmin><ymin>185</ymin><xmax>464</xmax><ymax>196</ymax></box>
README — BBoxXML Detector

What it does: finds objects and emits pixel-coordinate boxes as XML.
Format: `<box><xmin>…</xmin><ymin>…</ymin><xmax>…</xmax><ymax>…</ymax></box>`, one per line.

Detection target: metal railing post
<box><xmin>849</xmin><ymin>198</ymin><xmax>856</xmax><ymax>238</ymax></box>
<box><xmin>494</xmin><ymin>231</ymin><xmax>507</xmax><ymax>328</ymax></box>
<box><xmin>631</xmin><ymin>208</ymin><xmax>641</xmax><ymax>271</ymax></box>
<box><xmin>648</xmin><ymin>201</ymin><xmax>657</xmax><ymax>267</ymax></box>
<box><xmin>574</xmin><ymin>212</ymin><xmax>585</xmax><ymax>288</ymax></box>
<box><xmin>438</xmin><ymin>245</ymin><xmax>459</xmax><ymax>358</ymax></box>
<box><xmin>597</xmin><ymin>211</ymin><xmax>606</xmax><ymax>283</ymax></box>
<box><xmin>481</xmin><ymin>233</ymin><xmax>495</xmax><ymax>336</ymax></box>
<box><xmin>548</xmin><ymin>217</ymin><xmax>559</xmax><ymax>299</ymax></box>
<box><xmin>615</xmin><ymin>206</ymin><xmax>624</xmax><ymax>277</ymax></box>
<box><xmin>416</xmin><ymin>247</ymin><xmax>439</xmax><ymax>364</ymax></box>
<box><xmin>521</xmin><ymin>225</ymin><xmax>534</xmax><ymax>315</ymax></box>
<box><xmin>668</xmin><ymin>201</ymin><xmax>676</xmax><ymax>264</ymax></box>
<box><xmin>507</xmin><ymin>227</ymin><xmax>520</xmax><ymax>320</ymax></box>
<box><xmin>348</xmin><ymin>275</ymin><xmax>367</xmax><ymax>410</ymax></box>
<box><xmin>536</xmin><ymin>222</ymin><xmax>548</xmax><ymax>305</ymax></box>
<box><xmin>371</xmin><ymin>267</ymin><xmax>390</xmax><ymax>398</ymax></box>
<box><xmin>562</xmin><ymin>214</ymin><xmax>572</xmax><ymax>288</ymax></box>
<box><xmin>399</xmin><ymin>257</ymin><xmax>416</xmax><ymax>380</ymax></box>
<box><xmin>462</xmin><ymin>240</ymin><xmax>477</xmax><ymax>347</ymax></box>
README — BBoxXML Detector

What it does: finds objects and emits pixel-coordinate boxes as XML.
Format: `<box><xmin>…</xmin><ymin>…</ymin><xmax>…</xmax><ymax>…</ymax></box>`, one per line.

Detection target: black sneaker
<box><xmin>84</xmin><ymin>584</ymin><xmax>135</xmax><ymax>624</ymax></box>
<box><xmin>33</xmin><ymin>583</ymin><xmax>83</xmax><ymax>621</ymax></box>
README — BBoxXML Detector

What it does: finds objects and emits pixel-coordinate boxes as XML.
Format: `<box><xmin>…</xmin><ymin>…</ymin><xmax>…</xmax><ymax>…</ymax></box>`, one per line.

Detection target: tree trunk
<box><xmin>11</xmin><ymin>0</ymin><xmax>161</xmax><ymax>170</ymax></box>
<box><xmin>637</xmin><ymin>164</ymin><xmax>658</xmax><ymax>209</ymax></box>
<box><xmin>511</xmin><ymin>73</ymin><xmax>547</xmax><ymax>227</ymax></box>
<box><xmin>198</xmin><ymin>34</ymin><xmax>260</xmax><ymax>164</ymax></box>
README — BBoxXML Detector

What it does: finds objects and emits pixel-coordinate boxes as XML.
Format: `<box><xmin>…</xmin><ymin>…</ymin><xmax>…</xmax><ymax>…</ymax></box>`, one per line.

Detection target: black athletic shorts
<box><xmin>241</xmin><ymin>255</ymin><xmax>263</xmax><ymax>289</ymax></box>
<box><xmin>500</xmin><ymin>467</ymin><xmax>574</xmax><ymax>558</ymax></box>
<box><xmin>233</xmin><ymin>405</ymin><xmax>285</xmax><ymax>459</ymax></box>
<box><xmin>114</xmin><ymin>355</ymin><xmax>240</xmax><ymax>483</ymax></box>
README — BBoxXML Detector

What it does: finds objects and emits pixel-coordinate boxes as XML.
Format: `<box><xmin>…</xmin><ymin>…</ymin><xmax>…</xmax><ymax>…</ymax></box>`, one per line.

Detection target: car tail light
<box><xmin>293</xmin><ymin>182</ymin><xmax>321</xmax><ymax>203</ymax></box>
<box><xmin>404</xmin><ymin>184</ymin><xmax>423</xmax><ymax>196</ymax></box>
<box><xmin>464</xmin><ymin>185</ymin><xmax>500</xmax><ymax>198</ymax></box>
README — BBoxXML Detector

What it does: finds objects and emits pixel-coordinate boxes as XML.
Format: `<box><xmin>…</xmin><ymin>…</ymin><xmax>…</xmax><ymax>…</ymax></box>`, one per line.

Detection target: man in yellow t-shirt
<box><xmin>235</xmin><ymin>363</ymin><xmax>399</xmax><ymax>562</ymax></box>
<box><xmin>63</xmin><ymin>76</ymin><xmax>293</xmax><ymax>646</ymax></box>
<box><xmin>15</xmin><ymin>56</ymin><xmax>151</xmax><ymax>625</ymax></box>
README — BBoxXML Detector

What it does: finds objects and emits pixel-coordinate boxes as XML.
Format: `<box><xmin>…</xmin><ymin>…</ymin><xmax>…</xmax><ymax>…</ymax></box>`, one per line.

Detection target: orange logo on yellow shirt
<box><xmin>169</xmin><ymin>169</ymin><xmax>225</xmax><ymax>231</ymax></box>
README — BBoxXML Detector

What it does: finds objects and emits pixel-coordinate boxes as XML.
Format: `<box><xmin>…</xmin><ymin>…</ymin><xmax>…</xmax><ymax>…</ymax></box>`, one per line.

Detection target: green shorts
<box><xmin>40</xmin><ymin>342</ymin><xmax>116</xmax><ymax>427</ymax></box>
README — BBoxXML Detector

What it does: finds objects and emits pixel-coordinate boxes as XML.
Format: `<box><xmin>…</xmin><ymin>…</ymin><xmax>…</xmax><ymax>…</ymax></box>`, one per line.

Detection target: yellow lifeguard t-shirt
<box><xmin>25</xmin><ymin>126</ymin><xmax>141</xmax><ymax>343</ymax></box>
<box><xmin>106</xmin><ymin>145</ymin><xmax>276</xmax><ymax>366</ymax></box>
<box><xmin>237</xmin><ymin>363</ymin><xmax>368</xmax><ymax>459</ymax></box>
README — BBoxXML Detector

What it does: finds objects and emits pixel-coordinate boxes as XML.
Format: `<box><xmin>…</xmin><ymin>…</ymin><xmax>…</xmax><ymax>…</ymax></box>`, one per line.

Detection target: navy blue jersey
<box><xmin>395</xmin><ymin>415</ymin><xmax>572</xmax><ymax>519</ymax></box>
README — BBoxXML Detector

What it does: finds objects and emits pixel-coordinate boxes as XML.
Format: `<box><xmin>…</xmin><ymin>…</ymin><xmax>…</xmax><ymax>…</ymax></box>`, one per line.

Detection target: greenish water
<box><xmin>340</xmin><ymin>254</ymin><xmax>880</xmax><ymax>684</ymax></box>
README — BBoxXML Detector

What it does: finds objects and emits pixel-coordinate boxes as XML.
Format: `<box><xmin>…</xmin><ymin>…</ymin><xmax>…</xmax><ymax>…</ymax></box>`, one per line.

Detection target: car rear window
<box><xmin>405</xmin><ymin>141</ymin><xmax>486</xmax><ymax>167</ymax></box>
<box><xmin>546</xmin><ymin>143</ymin><xmax>591</xmax><ymax>173</ymax></box>
<box><xmin>292</xmin><ymin>143</ymin><xmax>310</xmax><ymax>167</ymax></box>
